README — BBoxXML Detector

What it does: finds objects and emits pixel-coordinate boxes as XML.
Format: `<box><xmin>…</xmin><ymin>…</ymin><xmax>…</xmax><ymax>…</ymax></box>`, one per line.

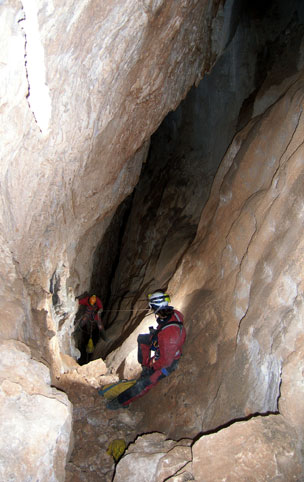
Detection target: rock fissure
<box><xmin>275</xmin><ymin>104</ymin><xmax>303</xmax><ymax>169</ymax></box>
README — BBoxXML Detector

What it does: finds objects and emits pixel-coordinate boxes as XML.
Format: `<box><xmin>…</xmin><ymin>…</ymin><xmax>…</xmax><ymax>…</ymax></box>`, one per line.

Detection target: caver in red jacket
<box><xmin>140</xmin><ymin>309</ymin><xmax>186</xmax><ymax>371</ymax></box>
<box><xmin>78</xmin><ymin>295</ymin><xmax>104</xmax><ymax>331</ymax></box>
<box><xmin>113</xmin><ymin>308</ymin><xmax>186</xmax><ymax>407</ymax></box>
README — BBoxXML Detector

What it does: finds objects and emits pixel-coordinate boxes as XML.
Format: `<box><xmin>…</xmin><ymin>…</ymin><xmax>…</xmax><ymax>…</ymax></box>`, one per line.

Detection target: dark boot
<box><xmin>140</xmin><ymin>366</ymin><xmax>154</xmax><ymax>378</ymax></box>
<box><xmin>106</xmin><ymin>398</ymin><xmax>128</xmax><ymax>410</ymax></box>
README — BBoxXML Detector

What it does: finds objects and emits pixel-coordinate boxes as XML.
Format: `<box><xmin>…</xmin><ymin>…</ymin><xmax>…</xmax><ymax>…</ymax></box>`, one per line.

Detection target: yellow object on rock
<box><xmin>86</xmin><ymin>337</ymin><xmax>94</xmax><ymax>353</ymax></box>
<box><xmin>99</xmin><ymin>379</ymin><xmax>137</xmax><ymax>400</ymax></box>
<box><xmin>107</xmin><ymin>439</ymin><xmax>126</xmax><ymax>462</ymax></box>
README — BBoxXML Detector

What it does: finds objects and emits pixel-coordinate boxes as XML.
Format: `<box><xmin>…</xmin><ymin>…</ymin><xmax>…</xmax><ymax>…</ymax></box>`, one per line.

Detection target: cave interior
<box><xmin>1</xmin><ymin>0</ymin><xmax>304</xmax><ymax>480</ymax></box>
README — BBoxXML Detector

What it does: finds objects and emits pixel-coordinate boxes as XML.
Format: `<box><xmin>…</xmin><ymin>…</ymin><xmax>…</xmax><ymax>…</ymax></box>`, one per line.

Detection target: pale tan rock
<box><xmin>0</xmin><ymin>339</ymin><xmax>51</xmax><ymax>395</ymax></box>
<box><xmin>60</xmin><ymin>352</ymin><xmax>80</xmax><ymax>372</ymax></box>
<box><xmin>125</xmin><ymin>71</ymin><xmax>304</xmax><ymax>440</ymax></box>
<box><xmin>192</xmin><ymin>416</ymin><xmax>302</xmax><ymax>481</ymax></box>
<box><xmin>156</xmin><ymin>445</ymin><xmax>192</xmax><ymax>482</ymax></box>
<box><xmin>165</xmin><ymin>461</ymin><xmax>194</xmax><ymax>481</ymax></box>
<box><xmin>76</xmin><ymin>358</ymin><xmax>107</xmax><ymax>380</ymax></box>
<box><xmin>1</xmin><ymin>0</ymin><xmax>216</xmax><ymax>302</ymax></box>
<box><xmin>0</xmin><ymin>340</ymin><xmax>72</xmax><ymax>482</ymax></box>
<box><xmin>77</xmin><ymin>357</ymin><xmax>107</xmax><ymax>376</ymax></box>
<box><xmin>57</xmin><ymin>359</ymin><xmax>116</xmax><ymax>391</ymax></box>
<box><xmin>0</xmin><ymin>2</ymin><xmax>221</xmax><ymax>478</ymax></box>
<box><xmin>279</xmin><ymin>338</ymin><xmax>304</xmax><ymax>433</ymax></box>
<box><xmin>114</xmin><ymin>433</ymin><xmax>192</xmax><ymax>482</ymax></box>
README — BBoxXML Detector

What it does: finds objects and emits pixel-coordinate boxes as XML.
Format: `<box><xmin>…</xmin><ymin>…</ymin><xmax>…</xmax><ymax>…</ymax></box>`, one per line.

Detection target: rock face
<box><xmin>96</xmin><ymin>2</ymin><xmax>304</xmax><ymax>478</ymax></box>
<box><xmin>111</xmin><ymin>69</ymin><xmax>304</xmax><ymax>481</ymax></box>
<box><xmin>171</xmin><ymin>73</ymin><xmax>304</xmax><ymax>433</ymax></box>
<box><xmin>1</xmin><ymin>0</ymin><xmax>221</xmax><ymax>364</ymax></box>
<box><xmin>114</xmin><ymin>433</ymin><xmax>192</xmax><ymax>482</ymax></box>
<box><xmin>1</xmin><ymin>0</ymin><xmax>218</xmax><ymax>307</ymax></box>
<box><xmin>191</xmin><ymin>416</ymin><xmax>302</xmax><ymax>481</ymax></box>
<box><xmin>1</xmin><ymin>0</ymin><xmax>225</xmax><ymax>479</ymax></box>
<box><xmin>97</xmin><ymin>0</ymin><xmax>304</xmax><ymax>356</ymax></box>
<box><xmin>0</xmin><ymin>340</ymin><xmax>72</xmax><ymax>482</ymax></box>
<box><xmin>124</xmin><ymin>72</ymin><xmax>304</xmax><ymax>442</ymax></box>
<box><xmin>113</xmin><ymin>416</ymin><xmax>301</xmax><ymax>482</ymax></box>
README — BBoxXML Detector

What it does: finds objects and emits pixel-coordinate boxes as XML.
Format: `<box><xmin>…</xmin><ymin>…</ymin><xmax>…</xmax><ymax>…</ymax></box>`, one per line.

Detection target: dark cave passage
<box><xmin>81</xmin><ymin>0</ymin><xmax>304</xmax><ymax>365</ymax></box>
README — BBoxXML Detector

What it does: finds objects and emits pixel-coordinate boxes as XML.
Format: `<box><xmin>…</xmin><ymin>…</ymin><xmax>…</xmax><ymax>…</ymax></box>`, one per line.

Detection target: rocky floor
<box><xmin>60</xmin><ymin>376</ymin><xmax>144</xmax><ymax>482</ymax></box>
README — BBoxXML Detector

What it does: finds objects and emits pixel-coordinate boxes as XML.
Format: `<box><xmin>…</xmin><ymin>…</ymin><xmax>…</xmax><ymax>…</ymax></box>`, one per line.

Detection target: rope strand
<box><xmin>102</xmin><ymin>308</ymin><xmax>150</xmax><ymax>312</ymax></box>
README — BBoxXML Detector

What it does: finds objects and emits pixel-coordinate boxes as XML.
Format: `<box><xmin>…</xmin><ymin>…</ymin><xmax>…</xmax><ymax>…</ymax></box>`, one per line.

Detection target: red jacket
<box><xmin>152</xmin><ymin>309</ymin><xmax>186</xmax><ymax>371</ymax></box>
<box><xmin>79</xmin><ymin>296</ymin><xmax>103</xmax><ymax>324</ymax></box>
<box><xmin>79</xmin><ymin>296</ymin><xmax>103</xmax><ymax>312</ymax></box>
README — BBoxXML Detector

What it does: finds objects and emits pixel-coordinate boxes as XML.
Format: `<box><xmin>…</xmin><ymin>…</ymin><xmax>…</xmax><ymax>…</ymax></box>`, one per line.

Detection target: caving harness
<box><xmin>150</xmin><ymin>311</ymin><xmax>184</xmax><ymax>376</ymax></box>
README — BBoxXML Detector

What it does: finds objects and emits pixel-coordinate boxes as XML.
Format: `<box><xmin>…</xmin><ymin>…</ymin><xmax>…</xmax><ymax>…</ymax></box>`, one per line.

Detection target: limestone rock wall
<box><xmin>99</xmin><ymin>6</ymin><xmax>304</xmax><ymax>471</ymax></box>
<box><xmin>113</xmin><ymin>416</ymin><xmax>302</xmax><ymax>481</ymax></box>
<box><xmin>0</xmin><ymin>0</ymin><xmax>222</xmax><ymax>365</ymax></box>
<box><xmin>0</xmin><ymin>340</ymin><xmax>72</xmax><ymax>481</ymax></box>
<box><xmin>110</xmin><ymin>68</ymin><xmax>304</xmax><ymax>482</ymax></box>
<box><xmin>98</xmin><ymin>0</ymin><xmax>304</xmax><ymax>359</ymax></box>
<box><xmin>1</xmin><ymin>0</ymin><xmax>222</xmax><ymax>480</ymax></box>
<box><xmin>169</xmin><ymin>72</ymin><xmax>304</xmax><ymax>433</ymax></box>
<box><xmin>126</xmin><ymin>72</ymin><xmax>304</xmax><ymax>440</ymax></box>
<box><xmin>1</xmin><ymin>0</ymin><xmax>218</xmax><ymax>314</ymax></box>
<box><xmin>114</xmin><ymin>433</ymin><xmax>193</xmax><ymax>482</ymax></box>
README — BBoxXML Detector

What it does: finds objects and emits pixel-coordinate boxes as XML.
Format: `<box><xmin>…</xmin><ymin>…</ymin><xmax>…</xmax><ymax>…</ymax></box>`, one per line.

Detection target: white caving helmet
<box><xmin>148</xmin><ymin>291</ymin><xmax>171</xmax><ymax>313</ymax></box>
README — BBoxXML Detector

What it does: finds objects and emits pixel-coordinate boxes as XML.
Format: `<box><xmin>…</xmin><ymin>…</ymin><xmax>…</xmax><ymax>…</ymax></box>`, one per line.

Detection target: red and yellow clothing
<box><xmin>117</xmin><ymin>309</ymin><xmax>186</xmax><ymax>407</ymax></box>
<box><xmin>78</xmin><ymin>296</ymin><xmax>104</xmax><ymax>331</ymax></box>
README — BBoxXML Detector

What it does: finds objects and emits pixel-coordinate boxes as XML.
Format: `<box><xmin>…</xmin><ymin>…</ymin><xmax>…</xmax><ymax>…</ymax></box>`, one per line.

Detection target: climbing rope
<box><xmin>101</xmin><ymin>308</ymin><xmax>150</xmax><ymax>312</ymax></box>
<box><xmin>73</xmin><ymin>309</ymin><xmax>152</xmax><ymax>338</ymax></box>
